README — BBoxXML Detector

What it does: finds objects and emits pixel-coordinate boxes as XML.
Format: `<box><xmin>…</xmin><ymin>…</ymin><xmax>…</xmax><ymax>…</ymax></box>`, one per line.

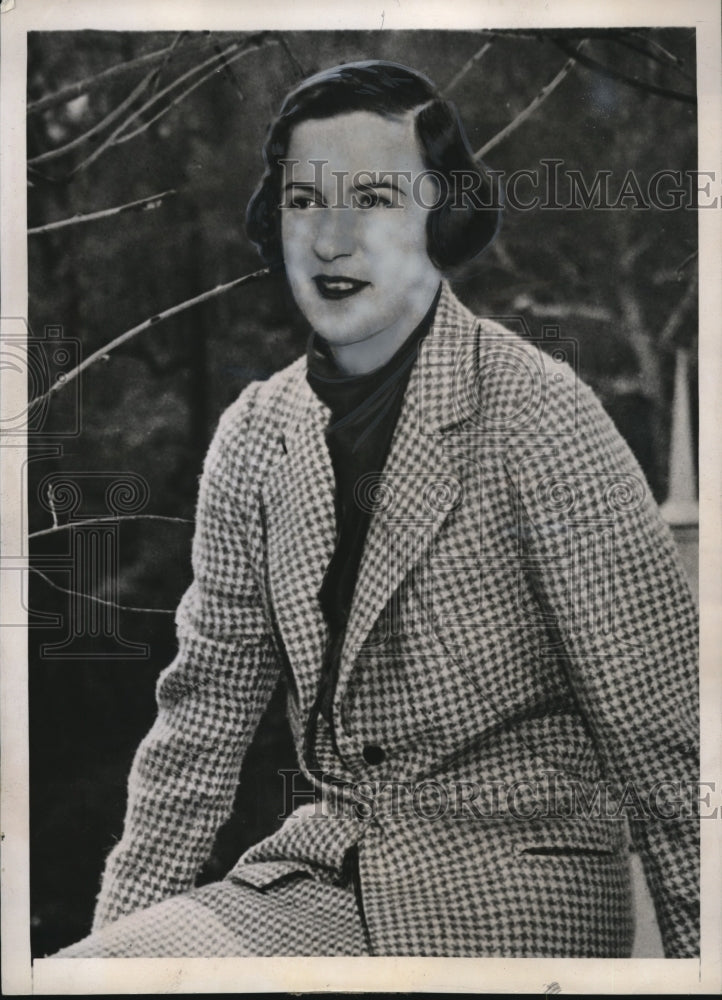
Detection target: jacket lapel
<box><xmin>335</xmin><ymin>282</ymin><xmax>480</xmax><ymax>705</ymax></box>
<box><xmin>260</xmin><ymin>378</ymin><xmax>334</xmax><ymax>718</ymax></box>
<box><xmin>260</xmin><ymin>283</ymin><xmax>481</xmax><ymax>720</ymax></box>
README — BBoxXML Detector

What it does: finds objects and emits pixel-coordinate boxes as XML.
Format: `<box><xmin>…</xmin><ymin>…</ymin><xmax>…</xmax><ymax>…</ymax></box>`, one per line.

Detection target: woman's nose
<box><xmin>312</xmin><ymin>207</ymin><xmax>355</xmax><ymax>262</ymax></box>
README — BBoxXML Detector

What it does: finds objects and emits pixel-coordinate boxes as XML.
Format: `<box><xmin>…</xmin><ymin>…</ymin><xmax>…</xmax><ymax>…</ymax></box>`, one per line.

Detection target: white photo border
<box><xmin>2</xmin><ymin>0</ymin><xmax>720</xmax><ymax>994</ymax></box>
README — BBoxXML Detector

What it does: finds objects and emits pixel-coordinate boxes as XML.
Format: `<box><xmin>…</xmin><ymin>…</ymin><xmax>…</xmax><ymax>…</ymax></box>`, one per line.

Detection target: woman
<box><xmin>56</xmin><ymin>61</ymin><xmax>698</xmax><ymax>958</ymax></box>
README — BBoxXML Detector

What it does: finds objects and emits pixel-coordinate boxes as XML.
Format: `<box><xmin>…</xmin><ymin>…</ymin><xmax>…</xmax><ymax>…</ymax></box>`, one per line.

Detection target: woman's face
<box><xmin>280</xmin><ymin>110</ymin><xmax>441</xmax><ymax>374</ymax></box>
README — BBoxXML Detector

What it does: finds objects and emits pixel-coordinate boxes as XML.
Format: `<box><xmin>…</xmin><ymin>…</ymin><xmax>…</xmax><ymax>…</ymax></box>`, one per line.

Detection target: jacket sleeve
<box><xmin>511</xmin><ymin>375</ymin><xmax>699</xmax><ymax>958</ymax></box>
<box><xmin>93</xmin><ymin>383</ymin><xmax>280</xmax><ymax>929</ymax></box>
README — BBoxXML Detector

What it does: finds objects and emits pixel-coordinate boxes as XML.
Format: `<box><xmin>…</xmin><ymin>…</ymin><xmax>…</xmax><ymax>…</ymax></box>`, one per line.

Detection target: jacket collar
<box><xmin>415</xmin><ymin>278</ymin><xmax>481</xmax><ymax>432</ymax></box>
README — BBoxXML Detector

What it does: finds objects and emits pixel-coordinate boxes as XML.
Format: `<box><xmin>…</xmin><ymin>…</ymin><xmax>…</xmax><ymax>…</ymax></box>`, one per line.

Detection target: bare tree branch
<box><xmin>675</xmin><ymin>249</ymin><xmax>698</xmax><ymax>278</ymax></box>
<box><xmin>660</xmin><ymin>272</ymin><xmax>699</xmax><ymax>348</ymax></box>
<box><xmin>442</xmin><ymin>42</ymin><xmax>493</xmax><ymax>95</ymax></box>
<box><xmin>71</xmin><ymin>36</ymin><xmax>274</xmax><ymax>175</ymax></box>
<box><xmin>475</xmin><ymin>41</ymin><xmax>587</xmax><ymax>160</ymax></box>
<box><xmin>611</xmin><ymin>33</ymin><xmax>696</xmax><ymax>84</ymax></box>
<box><xmin>30</xmin><ymin>514</ymin><xmax>194</xmax><ymax>541</ymax></box>
<box><xmin>278</xmin><ymin>36</ymin><xmax>307</xmax><ymax>80</ymax></box>
<box><xmin>28</xmin><ymin>189</ymin><xmax>177</xmax><ymax>235</ymax></box>
<box><xmin>47</xmin><ymin>484</ymin><xmax>59</xmax><ymax>528</ymax></box>
<box><xmin>28</xmin><ymin>266</ymin><xmax>273</xmax><ymax>408</ymax></box>
<box><xmin>628</xmin><ymin>30</ymin><xmax>696</xmax><ymax>82</ymax></box>
<box><xmin>148</xmin><ymin>31</ymin><xmax>188</xmax><ymax>97</ymax></box>
<box><xmin>510</xmin><ymin>294</ymin><xmax>614</xmax><ymax>322</ymax></box>
<box><xmin>210</xmin><ymin>37</ymin><xmax>246</xmax><ymax>104</ymax></box>
<box><xmin>30</xmin><ymin>567</ymin><xmax>176</xmax><ymax>614</ymax></box>
<box><xmin>29</xmin><ymin>69</ymin><xmax>159</xmax><ymax>166</ymax></box>
<box><xmin>549</xmin><ymin>28</ymin><xmax>695</xmax><ymax>82</ymax></box>
<box><xmin>112</xmin><ymin>47</ymin><xmax>255</xmax><ymax>146</ymax></box>
<box><xmin>619</xmin><ymin>232</ymin><xmax>655</xmax><ymax>271</ymax></box>
<box><xmin>26</xmin><ymin>33</ymin><xmax>243</xmax><ymax>115</ymax></box>
<box><xmin>552</xmin><ymin>37</ymin><xmax>696</xmax><ymax>105</ymax></box>
<box><xmin>28</xmin><ymin>34</ymin><xmax>188</xmax><ymax>167</ymax></box>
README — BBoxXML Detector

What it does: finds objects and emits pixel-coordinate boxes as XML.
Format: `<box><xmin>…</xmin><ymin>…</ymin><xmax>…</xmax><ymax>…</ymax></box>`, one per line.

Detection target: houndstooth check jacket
<box><xmin>93</xmin><ymin>281</ymin><xmax>699</xmax><ymax>957</ymax></box>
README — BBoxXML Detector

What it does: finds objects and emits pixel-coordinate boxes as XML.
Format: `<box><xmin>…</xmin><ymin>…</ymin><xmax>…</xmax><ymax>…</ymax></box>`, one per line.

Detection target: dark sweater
<box><xmin>305</xmin><ymin>286</ymin><xmax>441</xmax><ymax>740</ymax></box>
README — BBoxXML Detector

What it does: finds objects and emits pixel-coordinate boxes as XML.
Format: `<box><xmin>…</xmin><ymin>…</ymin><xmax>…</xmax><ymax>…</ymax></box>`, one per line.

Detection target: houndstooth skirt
<box><xmin>53</xmin><ymin>843</ymin><xmax>636</xmax><ymax>958</ymax></box>
<box><xmin>53</xmin><ymin>873</ymin><xmax>369</xmax><ymax>958</ymax></box>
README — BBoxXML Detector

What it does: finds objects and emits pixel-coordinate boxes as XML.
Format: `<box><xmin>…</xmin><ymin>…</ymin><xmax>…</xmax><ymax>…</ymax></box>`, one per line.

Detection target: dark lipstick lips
<box><xmin>313</xmin><ymin>275</ymin><xmax>370</xmax><ymax>300</ymax></box>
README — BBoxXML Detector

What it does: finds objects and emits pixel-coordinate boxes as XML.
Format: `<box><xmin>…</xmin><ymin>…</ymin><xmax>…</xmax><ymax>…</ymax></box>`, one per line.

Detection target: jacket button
<box><xmin>362</xmin><ymin>744</ymin><xmax>385</xmax><ymax>766</ymax></box>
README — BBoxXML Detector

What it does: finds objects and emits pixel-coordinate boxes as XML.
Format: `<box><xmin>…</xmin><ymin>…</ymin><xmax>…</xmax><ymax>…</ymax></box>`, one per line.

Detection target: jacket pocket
<box><xmin>520</xmin><ymin>845</ymin><xmax>617</xmax><ymax>858</ymax></box>
<box><xmin>226</xmin><ymin>858</ymin><xmax>318</xmax><ymax>890</ymax></box>
<box><xmin>512</xmin><ymin>818</ymin><xmax>627</xmax><ymax>859</ymax></box>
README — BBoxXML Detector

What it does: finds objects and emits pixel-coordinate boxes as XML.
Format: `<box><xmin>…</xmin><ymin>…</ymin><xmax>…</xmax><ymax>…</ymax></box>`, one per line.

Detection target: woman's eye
<box><xmin>286</xmin><ymin>195</ymin><xmax>322</xmax><ymax>210</ymax></box>
<box><xmin>355</xmin><ymin>190</ymin><xmax>392</xmax><ymax>209</ymax></box>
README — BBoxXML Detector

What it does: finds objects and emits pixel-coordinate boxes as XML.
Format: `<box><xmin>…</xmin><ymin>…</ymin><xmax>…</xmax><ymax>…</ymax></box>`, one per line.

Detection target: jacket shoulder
<box><xmin>200</xmin><ymin>355</ymin><xmax>307</xmax><ymax>498</ymax></box>
<box><xmin>442</xmin><ymin>305</ymin><xmax>581</xmax><ymax>437</ymax></box>
<box><xmin>213</xmin><ymin>355</ymin><xmax>307</xmax><ymax>443</ymax></box>
<box><xmin>447</xmin><ymin>299</ymin><xmax>644</xmax><ymax>480</ymax></box>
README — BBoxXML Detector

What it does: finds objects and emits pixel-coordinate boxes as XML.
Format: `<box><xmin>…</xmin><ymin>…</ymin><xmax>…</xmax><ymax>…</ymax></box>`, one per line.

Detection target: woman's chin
<box><xmin>306</xmin><ymin>312</ymin><xmax>373</xmax><ymax>347</ymax></box>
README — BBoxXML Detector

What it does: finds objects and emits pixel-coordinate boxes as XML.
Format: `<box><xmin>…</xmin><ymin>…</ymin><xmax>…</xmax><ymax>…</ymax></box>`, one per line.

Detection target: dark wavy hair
<box><xmin>246</xmin><ymin>60</ymin><xmax>502</xmax><ymax>271</ymax></box>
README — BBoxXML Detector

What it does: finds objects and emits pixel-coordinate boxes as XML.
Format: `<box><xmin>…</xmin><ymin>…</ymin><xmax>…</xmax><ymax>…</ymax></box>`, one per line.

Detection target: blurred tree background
<box><xmin>26</xmin><ymin>29</ymin><xmax>697</xmax><ymax>956</ymax></box>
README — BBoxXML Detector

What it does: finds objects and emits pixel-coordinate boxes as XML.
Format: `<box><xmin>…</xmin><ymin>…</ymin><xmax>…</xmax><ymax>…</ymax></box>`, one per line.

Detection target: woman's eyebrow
<box><xmin>283</xmin><ymin>181</ymin><xmax>320</xmax><ymax>193</ymax></box>
<box><xmin>362</xmin><ymin>180</ymin><xmax>404</xmax><ymax>194</ymax></box>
